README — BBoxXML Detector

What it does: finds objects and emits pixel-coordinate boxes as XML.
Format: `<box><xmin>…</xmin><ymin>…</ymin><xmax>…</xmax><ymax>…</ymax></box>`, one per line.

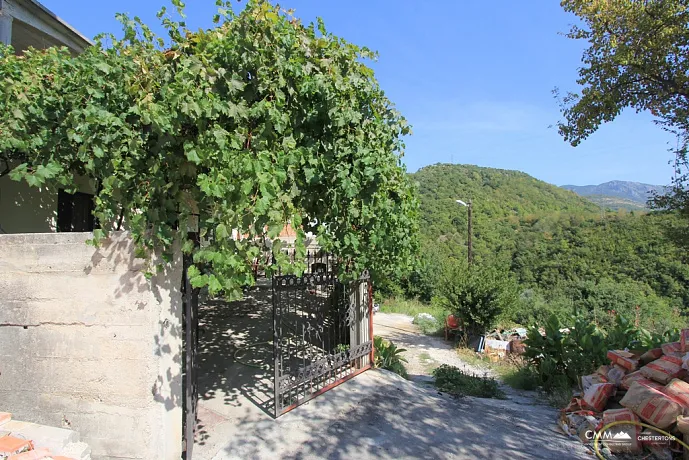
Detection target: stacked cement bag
<box><xmin>562</xmin><ymin>330</ymin><xmax>689</xmax><ymax>457</ymax></box>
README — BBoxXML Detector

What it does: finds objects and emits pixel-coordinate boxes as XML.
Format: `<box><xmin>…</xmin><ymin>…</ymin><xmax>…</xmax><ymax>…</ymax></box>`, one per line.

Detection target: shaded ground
<box><xmin>194</xmin><ymin>282</ymin><xmax>275</xmax><ymax>460</ymax></box>
<box><xmin>195</xmin><ymin>304</ymin><xmax>590</xmax><ymax>459</ymax></box>
<box><xmin>207</xmin><ymin>369</ymin><xmax>590</xmax><ymax>459</ymax></box>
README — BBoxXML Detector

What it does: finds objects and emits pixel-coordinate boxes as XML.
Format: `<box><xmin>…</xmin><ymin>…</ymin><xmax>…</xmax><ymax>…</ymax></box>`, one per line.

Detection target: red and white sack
<box><xmin>621</xmin><ymin>371</ymin><xmax>664</xmax><ymax>391</ymax></box>
<box><xmin>599</xmin><ymin>408</ymin><xmax>642</xmax><ymax>453</ymax></box>
<box><xmin>661</xmin><ymin>341</ymin><xmax>683</xmax><ymax>357</ymax></box>
<box><xmin>681</xmin><ymin>329</ymin><xmax>689</xmax><ymax>353</ymax></box>
<box><xmin>663</xmin><ymin>378</ymin><xmax>689</xmax><ymax>410</ymax></box>
<box><xmin>640</xmin><ymin>348</ymin><xmax>663</xmax><ymax>365</ymax></box>
<box><xmin>620</xmin><ymin>381</ymin><xmax>683</xmax><ymax>429</ymax></box>
<box><xmin>583</xmin><ymin>383</ymin><xmax>616</xmax><ymax>412</ymax></box>
<box><xmin>640</xmin><ymin>355</ymin><xmax>685</xmax><ymax>384</ymax></box>
<box><xmin>596</xmin><ymin>365</ymin><xmax>611</xmax><ymax>379</ymax></box>
<box><xmin>582</xmin><ymin>374</ymin><xmax>607</xmax><ymax>392</ymax></box>
<box><xmin>607</xmin><ymin>350</ymin><xmax>639</xmax><ymax>372</ymax></box>
<box><xmin>607</xmin><ymin>365</ymin><xmax>627</xmax><ymax>386</ymax></box>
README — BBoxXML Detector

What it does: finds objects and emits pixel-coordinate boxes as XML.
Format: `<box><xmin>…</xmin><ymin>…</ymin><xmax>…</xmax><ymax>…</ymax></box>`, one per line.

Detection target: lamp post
<box><xmin>456</xmin><ymin>199</ymin><xmax>473</xmax><ymax>266</ymax></box>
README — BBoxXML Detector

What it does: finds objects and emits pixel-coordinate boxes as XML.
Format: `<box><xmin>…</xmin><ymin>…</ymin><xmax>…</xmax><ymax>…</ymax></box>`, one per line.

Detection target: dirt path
<box><xmin>373</xmin><ymin>312</ymin><xmax>492</xmax><ymax>380</ymax></box>
<box><xmin>373</xmin><ymin>312</ymin><xmax>571</xmax><ymax>417</ymax></box>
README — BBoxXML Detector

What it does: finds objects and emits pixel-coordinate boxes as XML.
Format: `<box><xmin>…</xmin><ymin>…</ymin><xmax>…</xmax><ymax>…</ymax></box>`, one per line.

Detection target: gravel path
<box><xmin>373</xmin><ymin>312</ymin><xmax>558</xmax><ymax>406</ymax></box>
<box><xmin>375</xmin><ymin>313</ymin><xmax>488</xmax><ymax>375</ymax></box>
<box><xmin>373</xmin><ymin>312</ymin><xmax>495</xmax><ymax>378</ymax></box>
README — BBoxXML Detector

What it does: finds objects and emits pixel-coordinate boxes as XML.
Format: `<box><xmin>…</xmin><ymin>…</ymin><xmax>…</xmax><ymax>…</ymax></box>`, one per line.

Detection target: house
<box><xmin>0</xmin><ymin>4</ymin><xmax>372</xmax><ymax>459</ymax></box>
<box><xmin>0</xmin><ymin>0</ymin><xmax>93</xmax><ymax>234</ymax></box>
<box><xmin>0</xmin><ymin>4</ymin><xmax>184</xmax><ymax>460</ymax></box>
<box><xmin>0</xmin><ymin>0</ymin><xmax>90</xmax><ymax>53</ymax></box>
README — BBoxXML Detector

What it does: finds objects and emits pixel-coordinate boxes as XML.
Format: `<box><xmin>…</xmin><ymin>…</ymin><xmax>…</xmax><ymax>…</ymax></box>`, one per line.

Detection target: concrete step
<box><xmin>62</xmin><ymin>441</ymin><xmax>91</xmax><ymax>460</ymax></box>
<box><xmin>0</xmin><ymin>412</ymin><xmax>90</xmax><ymax>460</ymax></box>
<box><xmin>16</xmin><ymin>424</ymin><xmax>79</xmax><ymax>453</ymax></box>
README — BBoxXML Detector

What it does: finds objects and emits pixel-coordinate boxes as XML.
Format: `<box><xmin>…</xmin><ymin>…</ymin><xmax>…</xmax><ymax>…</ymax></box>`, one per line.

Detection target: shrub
<box><xmin>412</xmin><ymin>312</ymin><xmax>444</xmax><ymax>335</ymax></box>
<box><xmin>374</xmin><ymin>336</ymin><xmax>409</xmax><ymax>379</ymax></box>
<box><xmin>523</xmin><ymin>313</ymin><xmax>607</xmax><ymax>390</ymax></box>
<box><xmin>379</xmin><ymin>297</ymin><xmax>448</xmax><ymax>336</ymax></box>
<box><xmin>432</xmin><ymin>364</ymin><xmax>506</xmax><ymax>399</ymax></box>
<box><xmin>523</xmin><ymin>311</ymin><xmax>683</xmax><ymax>392</ymax></box>
<box><xmin>436</xmin><ymin>260</ymin><xmax>519</xmax><ymax>339</ymax></box>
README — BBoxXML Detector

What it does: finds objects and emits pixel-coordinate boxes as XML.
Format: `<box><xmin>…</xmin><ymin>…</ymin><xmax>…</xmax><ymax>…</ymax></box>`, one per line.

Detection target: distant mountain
<box><xmin>561</xmin><ymin>181</ymin><xmax>666</xmax><ymax>208</ymax></box>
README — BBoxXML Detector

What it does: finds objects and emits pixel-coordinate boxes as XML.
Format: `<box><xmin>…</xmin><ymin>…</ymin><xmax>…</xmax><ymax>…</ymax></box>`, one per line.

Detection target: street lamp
<box><xmin>455</xmin><ymin>199</ymin><xmax>473</xmax><ymax>266</ymax></box>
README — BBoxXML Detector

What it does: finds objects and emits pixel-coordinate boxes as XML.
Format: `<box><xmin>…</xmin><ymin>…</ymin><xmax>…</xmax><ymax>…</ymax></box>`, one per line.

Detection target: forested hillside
<box><xmin>575</xmin><ymin>195</ymin><xmax>647</xmax><ymax>211</ymax></box>
<box><xmin>398</xmin><ymin>164</ymin><xmax>688</xmax><ymax>332</ymax></box>
<box><xmin>415</xmin><ymin>164</ymin><xmax>599</xmax><ymax>240</ymax></box>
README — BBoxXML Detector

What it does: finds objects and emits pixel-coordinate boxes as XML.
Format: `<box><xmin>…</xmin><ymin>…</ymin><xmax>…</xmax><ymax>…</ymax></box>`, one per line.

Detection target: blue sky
<box><xmin>43</xmin><ymin>0</ymin><xmax>677</xmax><ymax>187</ymax></box>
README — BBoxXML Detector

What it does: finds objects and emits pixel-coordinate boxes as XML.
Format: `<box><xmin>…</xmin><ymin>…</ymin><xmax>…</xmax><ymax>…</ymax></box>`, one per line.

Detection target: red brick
<box><xmin>0</xmin><ymin>412</ymin><xmax>11</xmax><ymax>425</ymax></box>
<box><xmin>8</xmin><ymin>448</ymin><xmax>52</xmax><ymax>460</ymax></box>
<box><xmin>0</xmin><ymin>436</ymin><xmax>33</xmax><ymax>456</ymax></box>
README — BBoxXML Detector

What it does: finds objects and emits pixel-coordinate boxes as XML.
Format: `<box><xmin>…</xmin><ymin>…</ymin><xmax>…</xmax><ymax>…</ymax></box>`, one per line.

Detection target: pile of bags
<box><xmin>561</xmin><ymin>329</ymin><xmax>689</xmax><ymax>458</ymax></box>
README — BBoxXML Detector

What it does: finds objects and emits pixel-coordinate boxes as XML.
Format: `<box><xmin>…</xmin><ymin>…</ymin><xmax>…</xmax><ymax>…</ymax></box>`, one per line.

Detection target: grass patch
<box><xmin>455</xmin><ymin>348</ymin><xmax>541</xmax><ymax>391</ymax></box>
<box><xmin>433</xmin><ymin>364</ymin><xmax>506</xmax><ymax>399</ymax></box>
<box><xmin>545</xmin><ymin>383</ymin><xmax>574</xmax><ymax>408</ymax></box>
<box><xmin>418</xmin><ymin>351</ymin><xmax>433</xmax><ymax>362</ymax></box>
<box><xmin>454</xmin><ymin>347</ymin><xmax>573</xmax><ymax>406</ymax></box>
<box><xmin>417</xmin><ymin>351</ymin><xmax>439</xmax><ymax>373</ymax></box>
<box><xmin>379</xmin><ymin>297</ymin><xmax>445</xmax><ymax>317</ymax></box>
<box><xmin>501</xmin><ymin>365</ymin><xmax>541</xmax><ymax>391</ymax></box>
<box><xmin>379</xmin><ymin>298</ymin><xmax>448</xmax><ymax>335</ymax></box>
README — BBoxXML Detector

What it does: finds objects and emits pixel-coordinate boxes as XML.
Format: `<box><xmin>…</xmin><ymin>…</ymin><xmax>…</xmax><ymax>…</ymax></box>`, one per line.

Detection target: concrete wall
<box><xmin>0</xmin><ymin>231</ymin><xmax>183</xmax><ymax>460</ymax></box>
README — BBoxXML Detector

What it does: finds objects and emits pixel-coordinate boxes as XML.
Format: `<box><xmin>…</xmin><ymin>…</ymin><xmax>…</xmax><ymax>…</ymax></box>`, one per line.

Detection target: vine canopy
<box><xmin>0</xmin><ymin>0</ymin><xmax>419</xmax><ymax>298</ymax></box>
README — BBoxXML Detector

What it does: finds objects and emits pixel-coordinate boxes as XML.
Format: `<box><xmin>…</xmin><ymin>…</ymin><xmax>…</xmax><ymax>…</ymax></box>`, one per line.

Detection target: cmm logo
<box><xmin>585</xmin><ymin>429</ymin><xmax>632</xmax><ymax>443</ymax></box>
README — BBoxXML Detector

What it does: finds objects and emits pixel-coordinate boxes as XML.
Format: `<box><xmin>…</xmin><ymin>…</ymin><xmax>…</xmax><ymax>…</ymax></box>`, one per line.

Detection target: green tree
<box><xmin>0</xmin><ymin>0</ymin><xmax>419</xmax><ymax>298</ymax></box>
<box><xmin>437</xmin><ymin>260</ymin><xmax>519</xmax><ymax>338</ymax></box>
<box><xmin>397</xmin><ymin>164</ymin><xmax>689</xmax><ymax>325</ymax></box>
<box><xmin>558</xmin><ymin>0</ymin><xmax>689</xmax><ymax>216</ymax></box>
<box><xmin>564</xmin><ymin>279</ymin><xmax>683</xmax><ymax>332</ymax></box>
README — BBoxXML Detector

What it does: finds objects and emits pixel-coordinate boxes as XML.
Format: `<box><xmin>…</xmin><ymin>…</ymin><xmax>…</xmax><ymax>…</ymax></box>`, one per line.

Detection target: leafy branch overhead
<box><xmin>0</xmin><ymin>0</ymin><xmax>419</xmax><ymax>298</ymax></box>
<box><xmin>558</xmin><ymin>0</ymin><xmax>689</xmax><ymax>217</ymax></box>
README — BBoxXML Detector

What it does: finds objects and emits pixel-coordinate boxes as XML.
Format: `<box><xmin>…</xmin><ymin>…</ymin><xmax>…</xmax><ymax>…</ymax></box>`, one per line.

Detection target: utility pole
<box><xmin>455</xmin><ymin>198</ymin><xmax>474</xmax><ymax>266</ymax></box>
<box><xmin>467</xmin><ymin>199</ymin><xmax>473</xmax><ymax>266</ymax></box>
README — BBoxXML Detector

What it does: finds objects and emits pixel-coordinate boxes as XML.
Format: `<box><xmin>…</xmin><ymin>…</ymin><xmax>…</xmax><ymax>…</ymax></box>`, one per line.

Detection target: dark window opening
<box><xmin>57</xmin><ymin>190</ymin><xmax>97</xmax><ymax>232</ymax></box>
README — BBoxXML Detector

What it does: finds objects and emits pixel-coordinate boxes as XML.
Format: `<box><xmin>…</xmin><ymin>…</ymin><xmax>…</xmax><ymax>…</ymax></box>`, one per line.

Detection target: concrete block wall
<box><xmin>0</xmin><ymin>232</ymin><xmax>183</xmax><ymax>460</ymax></box>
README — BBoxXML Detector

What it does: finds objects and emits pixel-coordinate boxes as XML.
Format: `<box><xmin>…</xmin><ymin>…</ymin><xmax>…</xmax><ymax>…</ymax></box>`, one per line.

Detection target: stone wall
<box><xmin>0</xmin><ymin>231</ymin><xmax>183</xmax><ymax>460</ymax></box>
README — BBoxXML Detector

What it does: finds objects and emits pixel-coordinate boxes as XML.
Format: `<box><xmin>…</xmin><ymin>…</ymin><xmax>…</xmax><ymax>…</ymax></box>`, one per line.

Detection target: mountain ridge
<box><xmin>561</xmin><ymin>180</ymin><xmax>666</xmax><ymax>204</ymax></box>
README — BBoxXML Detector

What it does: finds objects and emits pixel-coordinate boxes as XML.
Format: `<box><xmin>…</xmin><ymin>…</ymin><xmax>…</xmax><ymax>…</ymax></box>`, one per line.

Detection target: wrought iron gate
<box><xmin>272</xmin><ymin>262</ymin><xmax>373</xmax><ymax>417</ymax></box>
